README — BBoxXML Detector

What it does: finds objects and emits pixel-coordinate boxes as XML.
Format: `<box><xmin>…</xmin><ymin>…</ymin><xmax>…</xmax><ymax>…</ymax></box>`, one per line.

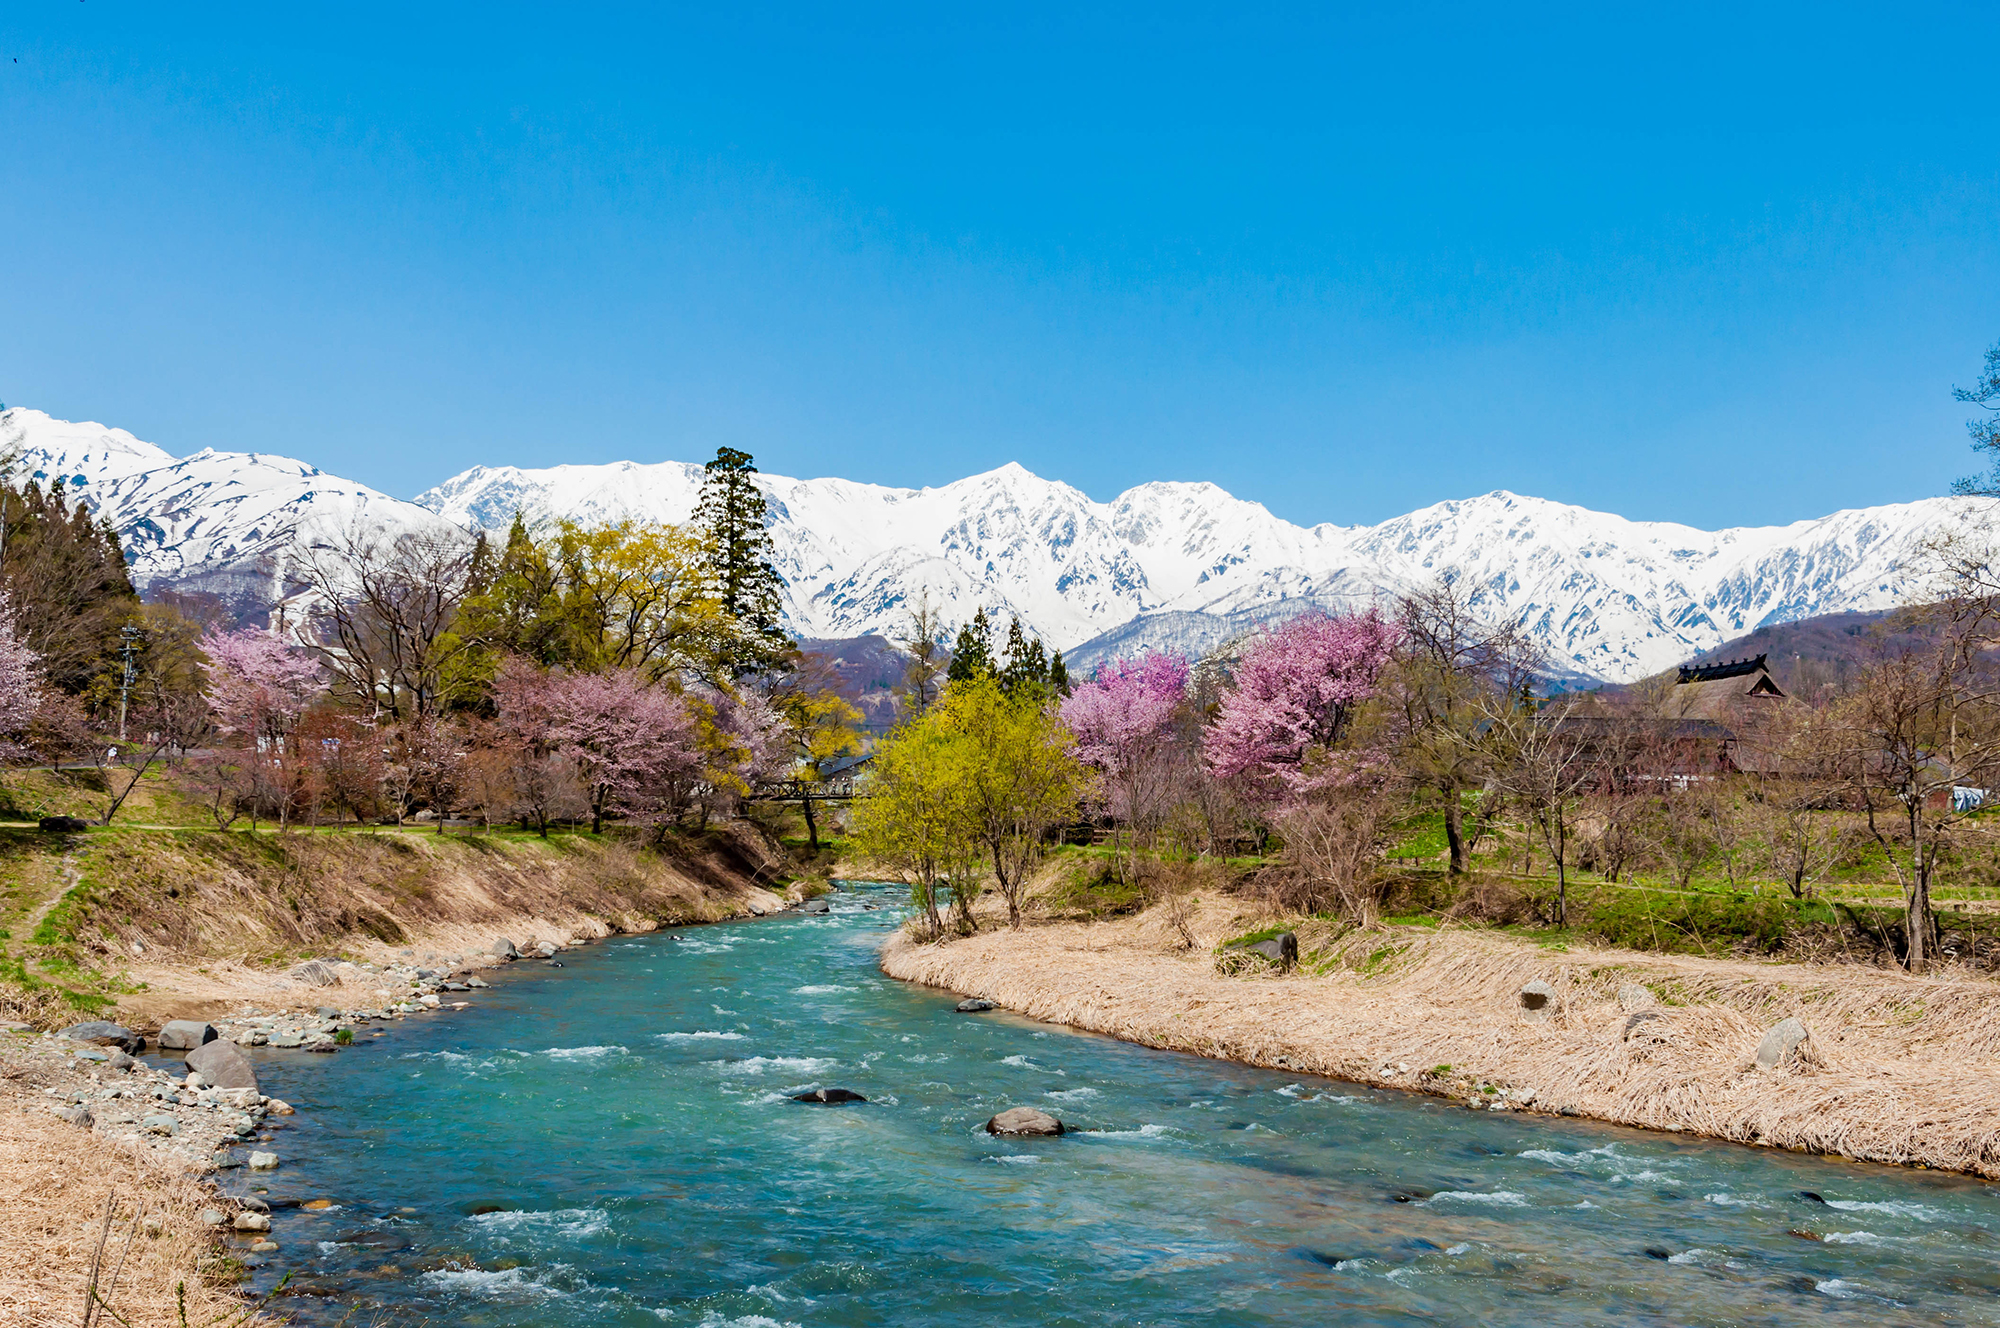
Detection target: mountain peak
<box><xmin>0</xmin><ymin>406</ymin><xmax>1960</xmax><ymax>684</ymax></box>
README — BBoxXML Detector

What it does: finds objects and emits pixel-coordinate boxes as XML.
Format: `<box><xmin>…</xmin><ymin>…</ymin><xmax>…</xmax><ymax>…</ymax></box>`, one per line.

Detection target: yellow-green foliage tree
<box><xmin>853</xmin><ymin>709</ymin><xmax>977</xmax><ymax>938</ymax></box>
<box><xmin>775</xmin><ymin>688</ymin><xmax>864</xmax><ymax>850</ymax></box>
<box><xmin>939</xmin><ymin>677</ymin><xmax>1091</xmax><ymax>930</ymax></box>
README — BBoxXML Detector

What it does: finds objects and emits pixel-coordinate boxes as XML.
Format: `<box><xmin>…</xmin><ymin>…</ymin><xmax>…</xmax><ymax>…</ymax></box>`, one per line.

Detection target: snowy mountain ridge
<box><xmin>2</xmin><ymin>406</ymin><xmax>1983</xmax><ymax>683</ymax></box>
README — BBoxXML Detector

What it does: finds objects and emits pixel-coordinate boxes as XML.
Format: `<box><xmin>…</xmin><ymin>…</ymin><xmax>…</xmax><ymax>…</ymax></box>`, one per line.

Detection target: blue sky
<box><xmin>2</xmin><ymin>3</ymin><xmax>1997</xmax><ymax>529</ymax></box>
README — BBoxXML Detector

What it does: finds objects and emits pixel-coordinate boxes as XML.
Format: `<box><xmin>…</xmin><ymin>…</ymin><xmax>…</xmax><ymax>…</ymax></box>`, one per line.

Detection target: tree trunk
<box><xmin>1443</xmin><ymin>796</ymin><xmax>1466</xmax><ymax>875</ymax></box>
<box><xmin>802</xmin><ymin>794</ymin><xmax>819</xmax><ymax>852</ymax></box>
<box><xmin>1905</xmin><ymin>801</ymin><xmax>1929</xmax><ymax>973</ymax></box>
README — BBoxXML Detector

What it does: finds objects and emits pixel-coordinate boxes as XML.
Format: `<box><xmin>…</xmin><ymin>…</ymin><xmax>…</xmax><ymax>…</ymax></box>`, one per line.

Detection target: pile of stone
<box><xmin>35</xmin><ymin>1021</ymin><xmax>293</xmax><ymax>1167</ymax></box>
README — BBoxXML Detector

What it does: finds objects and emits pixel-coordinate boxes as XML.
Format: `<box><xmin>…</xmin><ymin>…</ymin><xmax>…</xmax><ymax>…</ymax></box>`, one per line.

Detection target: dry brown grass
<box><xmin>883</xmin><ymin>897</ymin><xmax>2000</xmax><ymax>1179</ymax></box>
<box><xmin>0</xmin><ymin>1108</ymin><xmax>263</xmax><ymax>1327</ymax></box>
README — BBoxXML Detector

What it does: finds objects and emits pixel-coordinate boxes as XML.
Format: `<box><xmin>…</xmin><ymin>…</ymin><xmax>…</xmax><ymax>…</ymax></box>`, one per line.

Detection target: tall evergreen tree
<box><xmin>1049</xmin><ymin>650</ymin><xmax>1070</xmax><ymax>696</ymax></box>
<box><xmin>947</xmin><ymin>608</ymin><xmax>995</xmax><ymax>684</ymax></box>
<box><xmin>695</xmin><ymin>447</ymin><xmax>791</xmax><ymax>675</ymax></box>
<box><xmin>998</xmin><ymin>616</ymin><xmax>1051</xmax><ymax>698</ymax></box>
<box><xmin>0</xmin><ymin>477</ymin><xmax>141</xmax><ymax>700</ymax></box>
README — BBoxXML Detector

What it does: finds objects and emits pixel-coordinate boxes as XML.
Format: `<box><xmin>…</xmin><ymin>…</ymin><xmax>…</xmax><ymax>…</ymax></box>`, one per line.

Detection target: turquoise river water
<box><xmin>221</xmin><ymin>884</ymin><xmax>2000</xmax><ymax>1326</ymax></box>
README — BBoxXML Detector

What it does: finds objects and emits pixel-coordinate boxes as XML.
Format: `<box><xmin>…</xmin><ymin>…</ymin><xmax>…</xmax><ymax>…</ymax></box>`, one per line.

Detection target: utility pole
<box><xmin>116</xmin><ymin>624</ymin><xmax>143</xmax><ymax>742</ymax></box>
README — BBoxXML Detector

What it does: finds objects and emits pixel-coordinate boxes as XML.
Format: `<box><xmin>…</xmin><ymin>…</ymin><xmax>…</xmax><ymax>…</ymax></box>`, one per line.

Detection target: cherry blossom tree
<box><xmin>492</xmin><ymin>661</ymin><xmax>702</xmax><ymax>834</ymax></box>
<box><xmin>195</xmin><ymin>627</ymin><xmax>326</xmax><ymax>829</ymax></box>
<box><xmin>0</xmin><ymin>593</ymin><xmax>42</xmax><ymax>749</ymax></box>
<box><xmin>1205</xmin><ymin>608</ymin><xmax>1400</xmax><ymax>801</ymax></box>
<box><xmin>200</xmin><ymin>627</ymin><xmax>325</xmax><ymax>753</ymax></box>
<box><xmin>1061</xmin><ymin>650</ymin><xmax>1188</xmax><ymax>876</ymax></box>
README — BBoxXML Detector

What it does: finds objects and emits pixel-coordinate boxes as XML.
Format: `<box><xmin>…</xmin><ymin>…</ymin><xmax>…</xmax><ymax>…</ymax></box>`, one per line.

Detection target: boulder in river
<box><xmin>986</xmin><ymin>1107</ymin><xmax>1065</xmax><ymax>1136</ymax></box>
<box><xmin>792</xmin><ymin>1088</ymin><xmax>868</xmax><ymax>1104</ymax></box>
<box><xmin>60</xmin><ymin>1021</ymin><xmax>144</xmax><ymax>1054</ymax></box>
<box><xmin>185</xmin><ymin>1038</ymin><xmax>260</xmax><ymax>1092</ymax></box>
<box><xmin>159</xmin><ymin>1019</ymin><xmax>218</xmax><ymax>1051</ymax></box>
<box><xmin>955</xmin><ymin>998</ymin><xmax>995</xmax><ymax>1013</ymax></box>
<box><xmin>799</xmin><ymin>898</ymin><xmax>832</xmax><ymax>915</ymax></box>
<box><xmin>492</xmin><ymin>938</ymin><xmax>519</xmax><ymax>960</ymax></box>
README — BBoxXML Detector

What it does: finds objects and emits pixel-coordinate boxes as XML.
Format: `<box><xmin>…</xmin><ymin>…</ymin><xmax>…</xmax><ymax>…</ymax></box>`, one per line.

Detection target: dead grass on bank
<box><xmin>882</xmin><ymin>897</ymin><xmax>2000</xmax><ymax>1180</ymax></box>
<box><xmin>0</xmin><ymin>1109</ymin><xmax>262</xmax><ymax>1328</ymax></box>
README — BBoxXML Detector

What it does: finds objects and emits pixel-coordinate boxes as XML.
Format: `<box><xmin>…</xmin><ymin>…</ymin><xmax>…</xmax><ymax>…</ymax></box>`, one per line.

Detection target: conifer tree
<box><xmin>998</xmin><ymin>616</ymin><xmax>1051</xmax><ymax>698</ymax></box>
<box><xmin>1050</xmin><ymin>650</ymin><xmax>1070</xmax><ymax>696</ymax></box>
<box><xmin>947</xmin><ymin>608</ymin><xmax>995</xmax><ymax>684</ymax></box>
<box><xmin>695</xmin><ymin>447</ymin><xmax>790</xmax><ymax>676</ymax></box>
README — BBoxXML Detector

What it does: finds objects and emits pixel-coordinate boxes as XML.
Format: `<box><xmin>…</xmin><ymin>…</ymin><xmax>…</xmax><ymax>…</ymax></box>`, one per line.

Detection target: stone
<box><xmin>418</xmin><ymin>994</ymin><xmax>441</xmax><ymax>1008</ymax></box>
<box><xmin>251</xmin><ymin>1240</ymin><xmax>278</xmax><ymax>1253</ymax></box>
<box><xmin>199</xmin><ymin>1208</ymin><xmax>226</xmax><ymax>1226</ymax></box>
<box><xmin>465</xmin><ymin>976</ymin><xmax>490</xmax><ymax>989</ymax></box>
<box><xmin>1754</xmin><ymin>1017</ymin><xmax>1811</xmax><ymax>1070</ymax></box>
<box><xmin>492</xmin><ymin>938</ymin><xmax>519</xmax><ymax>960</ymax></box>
<box><xmin>270</xmin><ymin>1032</ymin><xmax>305</xmax><ymax>1049</ymax></box>
<box><xmin>38</xmin><ymin>815</ymin><xmax>91</xmax><ymax>833</ymax></box>
<box><xmin>1245</xmin><ymin>933</ymin><xmax>1299</xmax><ymax>969</ymax></box>
<box><xmin>289</xmin><ymin>960</ymin><xmax>340</xmax><ymax>988</ymax></box>
<box><xmin>158</xmin><ymin>1020</ymin><xmax>219</xmax><ymax>1051</ymax></box>
<box><xmin>1616</xmin><ymin>983</ymin><xmax>1656</xmax><ymax>1012</ymax></box>
<box><xmin>1517</xmin><ymin>980</ymin><xmax>1557</xmax><ymax>1021</ymax></box>
<box><xmin>233</xmin><ymin>1211</ymin><xmax>272</xmax><ymax>1231</ymax></box>
<box><xmin>799</xmin><ymin>898</ymin><xmax>832</xmax><ymax>915</ymax></box>
<box><xmin>792</xmin><ymin>1088</ymin><xmax>867</xmax><ymax>1104</ymax></box>
<box><xmin>986</xmin><ymin>1106</ymin><xmax>1065</xmax><ymax>1136</ymax></box>
<box><xmin>72</xmin><ymin>1048</ymin><xmax>109</xmax><ymax>1063</ymax></box>
<box><xmin>60</xmin><ymin>1021</ymin><xmax>144</xmax><ymax>1054</ymax></box>
<box><xmin>316</xmin><ymin>1006</ymin><xmax>340</xmax><ymax>1020</ymax></box>
<box><xmin>955</xmin><ymin>998</ymin><xmax>996</xmax><ymax>1013</ymax></box>
<box><xmin>54</xmin><ymin>1104</ymin><xmax>92</xmax><ymax>1127</ymax></box>
<box><xmin>185</xmin><ymin>1039</ymin><xmax>260</xmax><ymax>1093</ymax></box>
<box><xmin>141</xmin><ymin>1114</ymin><xmax>178</xmax><ymax>1136</ymax></box>
<box><xmin>248</xmin><ymin>1151</ymin><xmax>279</xmax><ymax>1170</ymax></box>
<box><xmin>305</xmin><ymin>1042</ymin><xmax>336</xmax><ymax>1053</ymax></box>
<box><xmin>108</xmin><ymin>1051</ymin><xmax>136</xmax><ymax>1070</ymax></box>
<box><xmin>265</xmin><ymin>1099</ymin><xmax>295</xmax><ymax>1115</ymax></box>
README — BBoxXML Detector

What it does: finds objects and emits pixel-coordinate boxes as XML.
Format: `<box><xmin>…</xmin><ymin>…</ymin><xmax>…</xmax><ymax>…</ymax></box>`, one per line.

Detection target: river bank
<box><xmin>879</xmin><ymin>899</ymin><xmax>2000</xmax><ymax>1180</ymax></box>
<box><xmin>0</xmin><ymin>819</ymin><xmax>800</xmax><ymax>1325</ymax></box>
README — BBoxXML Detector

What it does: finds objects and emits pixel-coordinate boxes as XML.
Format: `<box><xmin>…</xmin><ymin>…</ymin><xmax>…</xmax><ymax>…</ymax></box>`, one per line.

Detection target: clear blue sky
<box><xmin>3</xmin><ymin>3</ymin><xmax>1997</xmax><ymax>529</ymax></box>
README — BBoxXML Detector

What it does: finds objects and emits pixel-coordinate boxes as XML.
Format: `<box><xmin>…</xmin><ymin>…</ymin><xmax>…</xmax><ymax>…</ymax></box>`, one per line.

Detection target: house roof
<box><xmin>1669</xmin><ymin>653</ymin><xmax>1789</xmax><ymax>722</ymax></box>
<box><xmin>1677</xmin><ymin>653</ymin><xmax>1771</xmax><ymax>684</ymax></box>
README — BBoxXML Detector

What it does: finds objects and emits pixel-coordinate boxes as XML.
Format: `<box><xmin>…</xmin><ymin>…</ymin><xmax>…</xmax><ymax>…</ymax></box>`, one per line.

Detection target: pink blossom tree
<box><xmin>1061</xmin><ymin>651</ymin><xmax>1188</xmax><ymax>875</ymax></box>
<box><xmin>197</xmin><ymin>627</ymin><xmax>326</xmax><ymax>829</ymax></box>
<box><xmin>1205</xmin><ymin>608</ymin><xmax>1401</xmax><ymax>802</ymax></box>
<box><xmin>200</xmin><ymin>627</ymin><xmax>325</xmax><ymax>753</ymax></box>
<box><xmin>0</xmin><ymin>593</ymin><xmax>41</xmax><ymax>748</ymax></box>
<box><xmin>492</xmin><ymin>661</ymin><xmax>703</xmax><ymax>834</ymax></box>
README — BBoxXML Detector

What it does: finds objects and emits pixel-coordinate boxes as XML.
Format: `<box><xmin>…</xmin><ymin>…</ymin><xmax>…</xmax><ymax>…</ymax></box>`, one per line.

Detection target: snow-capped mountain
<box><xmin>0</xmin><ymin>409</ymin><xmax>456</xmax><ymax>608</ymax></box>
<box><xmin>3</xmin><ymin>406</ymin><xmax>1984</xmax><ymax>683</ymax></box>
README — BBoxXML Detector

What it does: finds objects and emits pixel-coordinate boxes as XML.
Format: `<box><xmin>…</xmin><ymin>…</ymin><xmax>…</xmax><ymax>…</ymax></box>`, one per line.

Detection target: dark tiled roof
<box><xmin>1677</xmin><ymin>653</ymin><xmax>1769</xmax><ymax>684</ymax></box>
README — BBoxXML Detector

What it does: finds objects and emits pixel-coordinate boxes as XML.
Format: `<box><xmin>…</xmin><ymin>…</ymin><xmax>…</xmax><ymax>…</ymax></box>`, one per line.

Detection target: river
<box><xmin>233</xmin><ymin>884</ymin><xmax>2000</xmax><ymax>1326</ymax></box>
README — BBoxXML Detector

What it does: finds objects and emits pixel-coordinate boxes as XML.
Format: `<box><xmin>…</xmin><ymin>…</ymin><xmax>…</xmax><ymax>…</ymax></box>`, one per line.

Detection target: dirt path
<box><xmin>881</xmin><ymin>901</ymin><xmax>2000</xmax><ymax>1179</ymax></box>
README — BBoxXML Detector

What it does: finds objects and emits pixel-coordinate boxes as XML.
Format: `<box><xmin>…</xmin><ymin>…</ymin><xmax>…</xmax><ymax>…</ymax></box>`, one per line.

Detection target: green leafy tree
<box><xmin>695</xmin><ymin>447</ymin><xmax>791</xmax><ymax>676</ymax></box>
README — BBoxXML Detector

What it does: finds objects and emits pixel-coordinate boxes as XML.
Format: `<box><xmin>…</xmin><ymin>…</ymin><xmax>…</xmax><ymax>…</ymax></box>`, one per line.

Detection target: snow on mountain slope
<box><xmin>2</xmin><ymin>407</ymin><xmax>1982</xmax><ymax>683</ymax></box>
<box><xmin>420</xmin><ymin>455</ymin><xmax>1987</xmax><ymax>682</ymax></box>
<box><xmin>0</xmin><ymin>408</ymin><xmax>455</xmax><ymax>607</ymax></box>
